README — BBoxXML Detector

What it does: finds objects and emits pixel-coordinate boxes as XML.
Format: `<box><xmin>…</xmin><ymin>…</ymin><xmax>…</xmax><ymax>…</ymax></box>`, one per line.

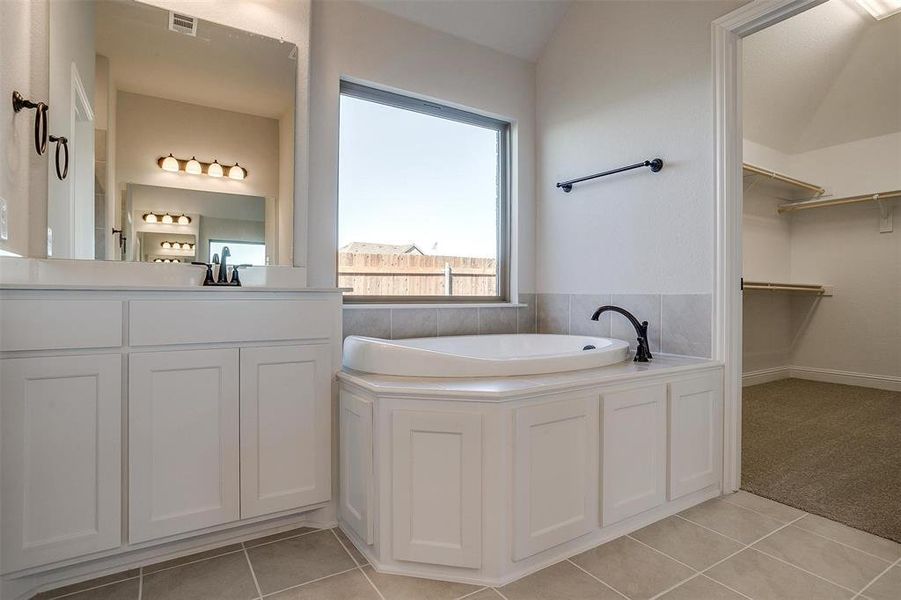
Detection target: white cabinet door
<box><xmin>339</xmin><ymin>389</ymin><xmax>373</xmax><ymax>544</ymax></box>
<box><xmin>601</xmin><ymin>383</ymin><xmax>667</xmax><ymax>526</ymax></box>
<box><xmin>1</xmin><ymin>355</ymin><xmax>121</xmax><ymax>573</ymax></box>
<box><xmin>513</xmin><ymin>395</ymin><xmax>598</xmax><ymax>560</ymax></box>
<box><xmin>668</xmin><ymin>373</ymin><xmax>723</xmax><ymax>500</ymax></box>
<box><xmin>129</xmin><ymin>349</ymin><xmax>239</xmax><ymax>543</ymax></box>
<box><xmin>240</xmin><ymin>344</ymin><xmax>332</xmax><ymax>518</ymax></box>
<box><xmin>392</xmin><ymin>410</ymin><xmax>482</xmax><ymax>568</ymax></box>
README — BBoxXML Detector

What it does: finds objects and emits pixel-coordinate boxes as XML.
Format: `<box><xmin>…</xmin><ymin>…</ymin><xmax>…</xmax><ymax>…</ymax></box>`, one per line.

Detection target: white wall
<box><xmin>0</xmin><ymin>0</ymin><xmax>49</xmax><ymax>258</ymax></box>
<box><xmin>535</xmin><ymin>0</ymin><xmax>742</xmax><ymax>295</ymax></box>
<box><xmin>307</xmin><ymin>0</ymin><xmax>537</xmax><ymax>293</ymax></box>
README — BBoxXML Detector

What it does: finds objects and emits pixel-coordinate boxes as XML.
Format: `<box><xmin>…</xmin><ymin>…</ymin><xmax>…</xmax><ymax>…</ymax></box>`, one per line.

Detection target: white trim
<box><xmin>343</xmin><ymin>303</ymin><xmax>527</xmax><ymax>310</ymax></box>
<box><xmin>742</xmin><ymin>365</ymin><xmax>901</xmax><ymax>392</ymax></box>
<box><xmin>742</xmin><ymin>367</ymin><xmax>790</xmax><ymax>387</ymax></box>
<box><xmin>712</xmin><ymin>0</ymin><xmax>827</xmax><ymax>493</ymax></box>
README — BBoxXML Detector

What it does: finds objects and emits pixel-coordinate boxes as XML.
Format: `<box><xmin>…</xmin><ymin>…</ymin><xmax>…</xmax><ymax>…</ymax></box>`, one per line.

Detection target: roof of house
<box><xmin>339</xmin><ymin>242</ymin><xmax>425</xmax><ymax>255</ymax></box>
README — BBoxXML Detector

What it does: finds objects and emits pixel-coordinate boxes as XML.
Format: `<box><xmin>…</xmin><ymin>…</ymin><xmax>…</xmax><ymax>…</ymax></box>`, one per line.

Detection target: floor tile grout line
<box><xmin>851</xmin><ymin>555</ymin><xmax>901</xmax><ymax>599</ymax></box>
<box><xmin>243</xmin><ymin>527</ymin><xmax>322</xmax><ymax>550</ymax></box>
<box><xmin>492</xmin><ymin>587</ymin><xmax>511</xmax><ymax>600</ymax></box>
<box><xmin>647</xmin><ymin>572</ymin><xmax>704</xmax><ymax>600</ymax></box>
<box><xmin>697</xmin><ymin>574</ymin><xmax>756</xmax><ymax>600</ymax></box>
<box><xmin>625</xmin><ymin>534</ymin><xmax>703</xmax><ymax>573</ymax></box>
<box><xmin>140</xmin><ymin>547</ymin><xmax>247</xmax><ymax>576</ymax></box>
<box><xmin>241</xmin><ymin>542</ymin><xmax>264</xmax><ymax>600</ymax></box>
<box><xmin>789</xmin><ymin>520</ymin><xmax>901</xmax><ymax>564</ymax></box>
<box><xmin>719</xmin><ymin>495</ymin><xmax>806</xmax><ymax>523</ymax></box>
<box><xmin>329</xmin><ymin>527</ymin><xmax>363</xmax><ymax>568</ymax></box>
<box><xmin>672</xmin><ymin>514</ymin><xmax>751</xmax><ymax>546</ymax></box>
<box><xmin>565</xmin><ymin>558</ymin><xmax>630</xmax><ymax>600</ymax></box>
<box><xmin>137</xmin><ymin>566</ymin><xmax>143</xmax><ymax>600</ymax></box>
<box><xmin>356</xmin><ymin>565</ymin><xmax>388</xmax><ymax>600</ymax></box>
<box><xmin>746</xmin><ymin>546</ymin><xmax>860</xmax><ymax>595</ymax></box>
<box><xmin>39</xmin><ymin>574</ymin><xmax>143</xmax><ymax>600</ymax></box>
<box><xmin>258</xmin><ymin>565</ymin><xmax>361</xmax><ymax>599</ymax></box>
<box><xmin>454</xmin><ymin>586</ymin><xmax>489</xmax><ymax>600</ymax></box>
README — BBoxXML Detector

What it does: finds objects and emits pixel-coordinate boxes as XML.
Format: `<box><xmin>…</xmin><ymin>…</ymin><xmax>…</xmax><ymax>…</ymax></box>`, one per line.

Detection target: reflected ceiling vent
<box><xmin>168</xmin><ymin>12</ymin><xmax>197</xmax><ymax>37</ymax></box>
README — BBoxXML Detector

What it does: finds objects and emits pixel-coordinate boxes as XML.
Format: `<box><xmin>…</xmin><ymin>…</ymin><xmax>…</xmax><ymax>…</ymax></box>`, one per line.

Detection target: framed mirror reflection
<box><xmin>43</xmin><ymin>0</ymin><xmax>297</xmax><ymax>264</ymax></box>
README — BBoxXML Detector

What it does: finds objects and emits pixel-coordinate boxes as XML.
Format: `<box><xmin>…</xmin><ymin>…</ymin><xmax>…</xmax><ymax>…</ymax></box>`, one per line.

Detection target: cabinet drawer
<box><xmin>128</xmin><ymin>299</ymin><xmax>335</xmax><ymax>346</ymax></box>
<box><xmin>0</xmin><ymin>299</ymin><xmax>122</xmax><ymax>351</ymax></box>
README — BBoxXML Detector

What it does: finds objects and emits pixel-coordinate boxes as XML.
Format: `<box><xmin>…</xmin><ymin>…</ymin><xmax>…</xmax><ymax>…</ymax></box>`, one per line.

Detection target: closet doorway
<box><xmin>739</xmin><ymin>0</ymin><xmax>900</xmax><ymax>543</ymax></box>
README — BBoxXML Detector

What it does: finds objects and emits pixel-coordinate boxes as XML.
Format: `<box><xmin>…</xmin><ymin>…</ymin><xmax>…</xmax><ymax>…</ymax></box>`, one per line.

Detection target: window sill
<box><xmin>343</xmin><ymin>302</ymin><xmax>527</xmax><ymax>310</ymax></box>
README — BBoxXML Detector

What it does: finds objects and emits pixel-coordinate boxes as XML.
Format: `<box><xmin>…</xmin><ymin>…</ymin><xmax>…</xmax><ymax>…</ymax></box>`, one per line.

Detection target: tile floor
<box><xmin>32</xmin><ymin>492</ymin><xmax>901</xmax><ymax>600</ymax></box>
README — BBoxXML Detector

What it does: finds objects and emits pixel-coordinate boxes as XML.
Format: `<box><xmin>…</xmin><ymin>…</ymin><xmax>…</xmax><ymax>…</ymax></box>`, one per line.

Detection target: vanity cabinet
<box><xmin>240</xmin><ymin>344</ymin><xmax>332</xmax><ymax>518</ymax></box>
<box><xmin>129</xmin><ymin>349</ymin><xmax>241</xmax><ymax>543</ymax></box>
<box><xmin>339</xmin><ymin>390</ymin><xmax>374</xmax><ymax>544</ymax></box>
<box><xmin>601</xmin><ymin>383</ymin><xmax>668</xmax><ymax>526</ymax></box>
<box><xmin>668</xmin><ymin>373</ymin><xmax>723</xmax><ymax>500</ymax></box>
<box><xmin>0</xmin><ymin>354</ymin><xmax>122</xmax><ymax>573</ymax></box>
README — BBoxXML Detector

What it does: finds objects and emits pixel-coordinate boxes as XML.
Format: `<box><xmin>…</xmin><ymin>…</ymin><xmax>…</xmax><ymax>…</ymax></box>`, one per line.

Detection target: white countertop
<box><xmin>0</xmin><ymin>283</ymin><xmax>346</xmax><ymax>293</ymax></box>
<box><xmin>338</xmin><ymin>354</ymin><xmax>723</xmax><ymax>401</ymax></box>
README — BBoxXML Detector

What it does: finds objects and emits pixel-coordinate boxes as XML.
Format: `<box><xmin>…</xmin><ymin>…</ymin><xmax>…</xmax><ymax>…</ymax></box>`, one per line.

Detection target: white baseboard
<box><xmin>743</xmin><ymin>365</ymin><xmax>901</xmax><ymax>392</ymax></box>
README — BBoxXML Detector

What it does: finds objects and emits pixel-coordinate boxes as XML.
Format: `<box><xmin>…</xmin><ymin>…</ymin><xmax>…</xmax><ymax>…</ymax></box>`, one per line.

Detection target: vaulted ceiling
<box><xmin>360</xmin><ymin>0</ymin><xmax>572</xmax><ymax>62</ymax></box>
<box><xmin>743</xmin><ymin>0</ymin><xmax>901</xmax><ymax>154</ymax></box>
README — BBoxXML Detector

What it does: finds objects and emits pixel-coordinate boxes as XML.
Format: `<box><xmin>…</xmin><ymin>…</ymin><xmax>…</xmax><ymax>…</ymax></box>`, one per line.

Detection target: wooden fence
<box><xmin>338</xmin><ymin>252</ymin><xmax>497</xmax><ymax>296</ymax></box>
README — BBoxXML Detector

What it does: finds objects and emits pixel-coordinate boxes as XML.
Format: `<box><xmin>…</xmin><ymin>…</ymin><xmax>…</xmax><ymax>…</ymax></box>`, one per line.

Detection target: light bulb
<box><xmin>161</xmin><ymin>241</ymin><xmax>171</xmax><ymax>249</ymax></box>
<box><xmin>172</xmin><ymin>258</ymin><xmax>180</xmax><ymax>263</ymax></box>
<box><xmin>154</xmin><ymin>258</ymin><xmax>163</xmax><ymax>263</ymax></box>
<box><xmin>185</xmin><ymin>156</ymin><xmax>202</xmax><ymax>175</ymax></box>
<box><xmin>159</xmin><ymin>154</ymin><xmax>179</xmax><ymax>172</ymax></box>
<box><xmin>143</xmin><ymin>213</ymin><xmax>158</xmax><ymax>223</ymax></box>
<box><xmin>208</xmin><ymin>160</ymin><xmax>223</xmax><ymax>177</ymax></box>
<box><xmin>177</xmin><ymin>214</ymin><xmax>191</xmax><ymax>225</ymax></box>
<box><xmin>228</xmin><ymin>163</ymin><xmax>245</xmax><ymax>180</ymax></box>
<box><xmin>161</xmin><ymin>213</ymin><xmax>174</xmax><ymax>224</ymax></box>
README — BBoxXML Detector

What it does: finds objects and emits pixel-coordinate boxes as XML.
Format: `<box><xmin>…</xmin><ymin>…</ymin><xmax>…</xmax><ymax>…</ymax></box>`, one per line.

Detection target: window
<box><xmin>209</xmin><ymin>240</ymin><xmax>266</xmax><ymax>266</ymax></box>
<box><xmin>338</xmin><ymin>82</ymin><xmax>510</xmax><ymax>302</ymax></box>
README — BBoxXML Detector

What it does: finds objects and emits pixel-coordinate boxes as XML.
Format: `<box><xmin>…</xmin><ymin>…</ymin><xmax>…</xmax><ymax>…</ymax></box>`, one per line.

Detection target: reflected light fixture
<box><xmin>159</xmin><ymin>153</ymin><xmax>179</xmax><ymax>172</ymax></box>
<box><xmin>143</xmin><ymin>213</ymin><xmax>158</xmax><ymax>223</ymax></box>
<box><xmin>208</xmin><ymin>160</ymin><xmax>224</xmax><ymax>177</ymax></box>
<box><xmin>161</xmin><ymin>213</ymin><xmax>174</xmax><ymax>224</ymax></box>
<box><xmin>177</xmin><ymin>214</ymin><xmax>191</xmax><ymax>225</ymax></box>
<box><xmin>856</xmin><ymin>0</ymin><xmax>901</xmax><ymax>19</ymax></box>
<box><xmin>161</xmin><ymin>241</ymin><xmax>172</xmax><ymax>249</ymax></box>
<box><xmin>185</xmin><ymin>156</ymin><xmax>203</xmax><ymax>175</ymax></box>
<box><xmin>228</xmin><ymin>162</ymin><xmax>246</xmax><ymax>180</ymax></box>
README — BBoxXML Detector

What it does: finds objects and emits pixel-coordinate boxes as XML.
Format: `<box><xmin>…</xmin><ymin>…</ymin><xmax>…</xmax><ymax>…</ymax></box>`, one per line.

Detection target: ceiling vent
<box><xmin>168</xmin><ymin>12</ymin><xmax>197</xmax><ymax>37</ymax></box>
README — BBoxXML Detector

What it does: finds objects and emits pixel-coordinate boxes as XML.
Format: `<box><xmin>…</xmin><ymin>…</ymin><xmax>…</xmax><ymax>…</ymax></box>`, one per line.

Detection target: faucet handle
<box><xmin>191</xmin><ymin>261</ymin><xmax>216</xmax><ymax>286</ymax></box>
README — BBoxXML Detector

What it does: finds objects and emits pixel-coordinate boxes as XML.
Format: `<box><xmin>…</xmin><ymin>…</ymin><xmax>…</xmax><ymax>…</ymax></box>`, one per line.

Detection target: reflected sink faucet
<box><xmin>591</xmin><ymin>305</ymin><xmax>653</xmax><ymax>362</ymax></box>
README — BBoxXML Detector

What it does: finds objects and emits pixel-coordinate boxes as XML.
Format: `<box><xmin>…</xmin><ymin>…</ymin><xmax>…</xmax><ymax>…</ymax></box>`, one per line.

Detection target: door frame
<box><xmin>712</xmin><ymin>0</ymin><xmax>827</xmax><ymax>492</ymax></box>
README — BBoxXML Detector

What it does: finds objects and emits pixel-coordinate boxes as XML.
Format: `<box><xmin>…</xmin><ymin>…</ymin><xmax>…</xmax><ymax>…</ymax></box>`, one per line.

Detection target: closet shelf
<box><xmin>743</xmin><ymin>163</ymin><xmax>826</xmax><ymax>197</ymax></box>
<box><xmin>777</xmin><ymin>189</ymin><xmax>901</xmax><ymax>214</ymax></box>
<box><xmin>743</xmin><ymin>281</ymin><xmax>827</xmax><ymax>294</ymax></box>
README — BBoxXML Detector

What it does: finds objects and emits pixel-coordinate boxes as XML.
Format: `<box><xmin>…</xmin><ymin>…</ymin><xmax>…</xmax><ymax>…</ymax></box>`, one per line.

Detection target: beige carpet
<box><xmin>742</xmin><ymin>378</ymin><xmax>901</xmax><ymax>542</ymax></box>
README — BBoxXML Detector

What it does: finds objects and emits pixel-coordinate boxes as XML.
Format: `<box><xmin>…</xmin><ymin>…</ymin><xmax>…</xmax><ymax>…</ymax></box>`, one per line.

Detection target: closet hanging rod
<box><xmin>743</xmin><ymin>281</ymin><xmax>825</xmax><ymax>294</ymax></box>
<box><xmin>742</xmin><ymin>163</ymin><xmax>825</xmax><ymax>196</ymax></box>
<box><xmin>777</xmin><ymin>190</ymin><xmax>901</xmax><ymax>214</ymax></box>
<box><xmin>557</xmin><ymin>158</ymin><xmax>663</xmax><ymax>192</ymax></box>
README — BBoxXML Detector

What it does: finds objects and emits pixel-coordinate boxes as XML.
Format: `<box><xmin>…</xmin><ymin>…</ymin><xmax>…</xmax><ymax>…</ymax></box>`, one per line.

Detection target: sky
<box><xmin>338</xmin><ymin>95</ymin><xmax>500</xmax><ymax>259</ymax></box>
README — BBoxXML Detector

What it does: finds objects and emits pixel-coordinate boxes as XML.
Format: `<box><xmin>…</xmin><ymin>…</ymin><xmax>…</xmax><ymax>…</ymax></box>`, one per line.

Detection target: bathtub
<box><xmin>342</xmin><ymin>333</ymin><xmax>631</xmax><ymax>377</ymax></box>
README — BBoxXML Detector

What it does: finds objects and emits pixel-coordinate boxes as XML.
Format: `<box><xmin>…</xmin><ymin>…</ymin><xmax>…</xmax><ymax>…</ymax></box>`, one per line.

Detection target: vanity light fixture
<box><xmin>177</xmin><ymin>214</ymin><xmax>191</xmax><ymax>225</ymax></box>
<box><xmin>161</xmin><ymin>213</ymin><xmax>174</xmax><ymax>224</ymax></box>
<box><xmin>159</xmin><ymin>153</ymin><xmax>179</xmax><ymax>172</ymax></box>
<box><xmin>142</xmin><ymin>212</ymin><xmax>191</xmax><ymax>225</ymax></box>
<box><xmin>856</xmin><ymin>0</ymin><xmax>901</xmax><ymax>19</ymax></box>
<box><xmin>228</xmin><ymin>162</ymin><xmax>246</xmax><ymax>180</ymax></box>
<box><xmin>157</xmin><ymin>155</ymin><xmax>248</xmax><ymax>179</ymax></box>
<box><xmin>143</xmin><ymin>213</ymin><xmax>158</xmax><ymax>223</ymax></box>
<box><xmin>185</xmin><ymin>156</ymin><xmax>203</xmax><ymax>175</ymax></box>
<box><xmin>161</xmin><ymin>241</ymin><xmax>172</xmax><ymax>249</ymax></box>
<box><xmin>208</xmin><ymin>160</ymin><xmax>224</xmax><ymax>178</ymax></box>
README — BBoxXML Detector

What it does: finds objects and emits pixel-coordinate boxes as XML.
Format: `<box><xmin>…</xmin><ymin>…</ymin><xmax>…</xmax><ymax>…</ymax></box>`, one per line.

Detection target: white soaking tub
<box><xmin>342</xmin><ymin>333</ymin><xmax>630</xmax><ymax>377</ymax></box>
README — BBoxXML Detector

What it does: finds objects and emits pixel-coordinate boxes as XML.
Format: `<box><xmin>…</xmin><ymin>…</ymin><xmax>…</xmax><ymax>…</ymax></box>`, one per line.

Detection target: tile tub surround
<box><xmin>30</xmin><ymin>494</ymin><xmax>901</xmax><ymax>600</ymax></box>
<box><xmin>536</xmin><ymin>293</ymin><xmax>713</xmax><ymax>358</ymax></box>
<box><xmin>342</xmin><ymin>294</ymin><xmax>537</xmax><ymax>340</ymax></box>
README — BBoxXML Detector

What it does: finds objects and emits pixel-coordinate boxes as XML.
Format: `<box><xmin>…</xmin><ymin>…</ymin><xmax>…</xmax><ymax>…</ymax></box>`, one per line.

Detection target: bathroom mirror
<box><xmin>44</xmin><ymin>0</ymin><xmax>296</xmax><ymax>265</ymax></box>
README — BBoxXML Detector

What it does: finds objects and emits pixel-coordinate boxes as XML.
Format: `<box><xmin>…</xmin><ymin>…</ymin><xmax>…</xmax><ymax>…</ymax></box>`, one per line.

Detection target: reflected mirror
<box><xmin>45</xmin><ymin>0</ymin><xmax>296</xmax><ymax>264</ymax></box>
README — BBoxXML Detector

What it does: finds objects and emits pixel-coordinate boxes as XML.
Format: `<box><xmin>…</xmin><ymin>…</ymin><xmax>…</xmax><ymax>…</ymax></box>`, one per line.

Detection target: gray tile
<box><xmin>479</xmin><ymin>307</ymin><xmax>517</xmax><ymax>334</ymax></box>
<box><xmin>499</xmin><ymin>560</ymin><xmax>623</xmax><ymax>600</ymax></box>
<box><xmin>722</xmin><ymin>491</ymin><xmax>805</xmax><ymax>523</ymax></box>
<box><xmin>863</xmin><ymin>565</ymin><xmax>901</xmax><ymax>600</ymax></box>
<box><xmin>657</xmin><ymin>575</ymin><xmax>746</xmax><ymax>600</ymax></box>
<box><xmin>333</xmin><ymin>528</ymin><xmax>368</xmax><ymax>566</ymax></box>
<box><xmin>437</xmin><ymin>308</ymin><xmax>479</xmax><ymax>336</ymax></box>
<box><xmin>609</xmin><ymin>294</ymin><xmax>661</xmax><ymax>352</ymax></box>
<box><xmin>569</xmin><ymin>294</ymin><xmax>612</xmax><ymax>337</ymax></box>
<box><xmin>244</xmin><ymin>526</ymin><xmax>318</xmax><ymax>549</ymax></box>
<box><xmin>468</xmin><ymin>590</ymin><xmax>504</xmax><ymax>599</ymax></box>
<box><xmin>706</xmin><ymin>549</ymin><xmax>853</xmax><ymax>600</ymax></box>
<box><xmin>631</xmin><ymin>516</ymin><xmax>743</xmax><ymax>570</ymax></box>
<box><xmin>247</xmin><ymin>529</ymin><xmax>356</xmax><ymax>595</ymax></box>
<box><xmin>753</xmin><ymin>526</ymin><xmax>890</xmax><ymax>592</ymax></box>
<box><xmin>391</xmin><ymin>308</ymin><xmax>437</xmax><ymax>339</ymax></box>
<box><xmin>267</xmin><ymin>569</ymin><xmax>380</xmax><ymax>599</ymax></box>
<box><xmin>33</xmin><ymin>571</ymin><xmax>140</xmax><ymax>599</ymax></box>
<box><xmin>143</xmin><ymin>544</ymin><xmax>243</xmax><ymax>574</ymax></box>
<box><xmin>793</xmin><ymin>514</ymin><xmax>901</xmax><ymax>562</ymax></box>
<box><xmin>142</xmin><ymin>551</ymin><xmax>258</xmax><ymax>600</ymax></box>
<box><xmin>570</xmin><ymin>536</ymin><xmax>694</xmax><ymax>600</ymax></box>
<box><xmin>661</xmin><ymin>294</ymin><xmax>712</xmax><ymax>358</ymax></box>
<box><xmin>537</xmin><ymin>294</ymin><xmax>570</xmax><ymax>334</ymax></box>
<box><xmin>343</xmin><ymin>309</ymin><xmax>390</xmax><ymax>340</ymax></box>
<box><xmin>517</xmin><ymin>293</ymin><xmax>537</xmax><ymax>333</ymax></box>
<box><xmin>362</xmin><ymin>565</ymin><xmax>481</xmax><ymax>599</ymax></box>
<box><xmin>679</xmin><ymin>498</ymin><xmax>784</xmax><ymax>544</ymax></box>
